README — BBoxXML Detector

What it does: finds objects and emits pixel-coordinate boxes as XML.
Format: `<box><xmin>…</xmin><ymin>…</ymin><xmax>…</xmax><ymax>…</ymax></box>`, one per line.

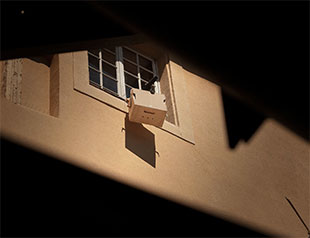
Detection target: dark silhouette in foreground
<box><xmin>1</xmin><ymin>137</ymin><xmax>268</xmax><ymax>237</ymax></box>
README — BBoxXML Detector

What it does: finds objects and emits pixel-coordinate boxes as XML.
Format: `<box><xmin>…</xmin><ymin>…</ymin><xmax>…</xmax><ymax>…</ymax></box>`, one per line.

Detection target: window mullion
<box><xmin>99</xmin><ymin>51</ymin><xmax>103</xmax><ymax>89</ymax></box>
<box><xmin>89</xmin><ymin>46</ymin><xmax>159</xmax><ymax>99</ymax></box>
<box><xmin>116</xmin><ymin>47</ymin><xmax>126</xmax><ymax>99</ymax></box>
<box><xmin>153</xmin><ymin>60</ymin><xmax>160</xmax><ymax>93</ymax></box>
<box><xmin>137</xmin><ymin>53</ymin><xmax>142</xmax><ymax>90</ymax></box>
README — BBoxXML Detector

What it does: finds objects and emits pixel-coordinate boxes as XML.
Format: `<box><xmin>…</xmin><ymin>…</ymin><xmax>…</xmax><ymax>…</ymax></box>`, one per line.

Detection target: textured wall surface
<box><xmin>49</xmin><ymin>55</ymin><xmax>60</xmax><ymax>117</ymax></box>
<box><xmin>1</xmin><ymin>59</ymin><xmax>23</xmax><ymax>104</ymax></box>
<box><xmin>21</xmin><ymin>59</ymin><xmax>50</xmax><ymax>114</ymax></box>
<box><xmin>157</xmin><ymin>54</ymin><xmax>177</xmax><ymax>125</ymax></box>
<box><xmin>1</xmin><ymin>53</ymin><xmax>309</xmax><ymax>236</ymax></box>
<box><xmin>1</xmin><ymin>58</ymin><xmax>50</xmax><ymax>114</ymax></box>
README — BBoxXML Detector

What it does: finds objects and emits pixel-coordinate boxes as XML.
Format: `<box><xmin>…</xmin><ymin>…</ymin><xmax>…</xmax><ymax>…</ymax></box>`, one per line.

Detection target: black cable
<box><xmin>144</xmin><ymin>76</ymin><xmax>158</xmax><ymax>94</ymax></box>
<box><xmin>285</xmin><ymin>197</ymin><xmax>310</xmax><ymax>237</ymax></box>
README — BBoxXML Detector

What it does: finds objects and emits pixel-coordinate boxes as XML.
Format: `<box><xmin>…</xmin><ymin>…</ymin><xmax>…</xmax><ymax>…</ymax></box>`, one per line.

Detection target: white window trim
<box><xmin>73</xmin><ymin>51</ymin><xmax>195</xmax><ymax>144</ymax></box>
<box><xmin>116</xmin><ymin>46</ymin><xmax>126</xmax><ymax>99</ymax></box>
<box><xmin>123</xmin><ymin>46</ymin><xmax>160</xmax><ymax>95</ymax></box>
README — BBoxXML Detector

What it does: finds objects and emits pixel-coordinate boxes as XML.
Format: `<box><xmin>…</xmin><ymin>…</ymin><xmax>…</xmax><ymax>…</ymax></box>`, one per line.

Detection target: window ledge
<box><xmin>74</xmin><ymin>82</ymin><xmax>195</xmax><ymax>144</ymax></box>
<box><xmin>74</xmin><ymin>87</ymin><xmax>128</xmax><ymax>114</ymax></box>
<box><xmin>73</xmin><ymin>51</ymin><xmax>195</xmax><ymax>145</ymax></box>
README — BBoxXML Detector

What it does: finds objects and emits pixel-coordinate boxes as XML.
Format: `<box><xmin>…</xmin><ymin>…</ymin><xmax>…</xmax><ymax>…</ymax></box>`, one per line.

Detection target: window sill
<box><xmin>74</xmin><ymin>84</ymin><xmax>194</xmax><ymax>144</ymax></box>
<box><xmin>73</xmin><ymin>51</ymin><xmax>195</xmax><ymax>145</ymax></box>
<box><xmin>74</xmin><ymin>86</ymin><xmax>128</xmax><ymax>114</ymax></box>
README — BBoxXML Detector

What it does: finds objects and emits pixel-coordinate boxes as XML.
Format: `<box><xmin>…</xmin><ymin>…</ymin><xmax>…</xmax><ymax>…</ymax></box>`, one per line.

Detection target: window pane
<box><xmin>123</xmin><ymin>47</ymin><xmax>137</xmax><ymax>63</ymax></box>
<box><xmin>139</xmin><ymin>55</ymin><xmax>153</xmax><ymax>71</ymax></box>
<box><xmin>126</xmin><ymin>86</ymin><xmax>132</xmax><ymax>98</ymax></box>
<box><xmin>103</xmin><ymin>75</ymin><xmax>118</xmax><ymax>94</ymax></box>
<box><xmin>88</xmin><ymin>54</ymin><xmax>99</xmax><ymax>70</ymax></box>
<box><xmin>125</xmin><ymin>73</ymin><xmax>139</xmax><ymax>88</ymax></box>
<box><xmin>89</xmin><ymin>68</ymin><xmax>100</xmax><ymax>86</ymax></box>
<box><xmin>89</xmin><ymin>49</ymin><xmax>100</xmax><ymax>56</ymax></box>
<box><xmin>102</xmin><ymin>62</ymin><xmax>116</xmax><ymax>79</ymax></box>
<box><xmin>124</xmin><ymin>59</ymin><xmax>138</xmax><ymax>76</ymax></box>
<box><xmin>140</xmin><ymin>68</ymin><xmax>154</xmax><ymax>81</ymax></box>
<box><xmin>102</xmin><ymin>49</ymin><xmax>115</xmax><ymax>65</ymax></box>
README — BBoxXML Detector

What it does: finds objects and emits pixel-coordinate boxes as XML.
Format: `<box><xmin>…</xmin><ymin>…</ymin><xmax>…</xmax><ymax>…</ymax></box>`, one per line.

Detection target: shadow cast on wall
<box><xmin>125</xmin><ymin>115</ymin><xmax>156</xmax><ymax>168</ymax></box>
<box><xmin>221</xmin><ymin>89</ymin><xmax>266</xmax><ymax>149</ymax></box>
<box><xmin>1</xmin><ymin>137</ymin><xmax>270</xmax><ymax>237</ymax></box>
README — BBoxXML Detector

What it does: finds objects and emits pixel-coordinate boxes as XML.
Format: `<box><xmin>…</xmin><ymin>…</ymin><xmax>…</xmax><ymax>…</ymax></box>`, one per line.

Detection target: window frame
<box><xmin>88</xmin><ymin>49</ymin><xmax>119</xmax><ymax>98</ymax></box>
<box><xmin>87</xmin><ymin>46</ymin><xmax>160</xmax><ymax>100</ymax></box>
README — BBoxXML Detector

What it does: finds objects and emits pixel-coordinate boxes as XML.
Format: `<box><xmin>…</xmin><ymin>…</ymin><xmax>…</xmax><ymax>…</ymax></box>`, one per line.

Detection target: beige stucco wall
<box><xmin>1</xmin><ymin>53</ymin><xmax>309</xmax><ymax>236</ymax></box>
<box><xmin>21</xmin><ymin>59</ymin><xmax>50</xmax><ymax>114</ymax></box>
<box><xmin>0</xmin><ymin>58</ymin><xmax>50</xmax><ymax>114</ymax></box>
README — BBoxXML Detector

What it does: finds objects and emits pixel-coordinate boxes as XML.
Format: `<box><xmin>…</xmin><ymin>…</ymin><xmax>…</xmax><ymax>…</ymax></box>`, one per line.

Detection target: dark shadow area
<box><xmin>1</xmin><ymin>1</ymin><xmax>308</xmax><ymax>145</ymax></box>
<box><xmin>221</xmin><ymin>89</ymin><xmax>266</xmax><ymax>149</ymax></box>
<box><xmin>27</xmin><ymin>55</ymin><xmax>54</xmax><ymax>67</ymax></box>
<box><xmin>97</xmin><ymin>1</ymin><xmax>309</xmax><ymax>143</ymax></box>
<box><xmin>125</xmin><ymin>115</ymin><xmax>156</xmax><ymax>168</ymax></box>
<box><xmin>0</xmin><ymin>136</ymin><xmax>269</xmax><ymax>237</ymax></box>
<box><xmin>0</xmin><ymin>1</ymin><xmax>139</xmax><ymax>60</ymax></box>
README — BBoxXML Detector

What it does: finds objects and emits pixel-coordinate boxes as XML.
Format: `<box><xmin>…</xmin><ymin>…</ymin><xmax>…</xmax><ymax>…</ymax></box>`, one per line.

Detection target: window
<box><xmin>87</xmin><ymin>46</ymin><xmax>160</xmax><ymax>100</ymax></box>
<box><xmin>73</xmin><ymin>42</ymin><xmax>195</xmax><ymax>144</ymax></box>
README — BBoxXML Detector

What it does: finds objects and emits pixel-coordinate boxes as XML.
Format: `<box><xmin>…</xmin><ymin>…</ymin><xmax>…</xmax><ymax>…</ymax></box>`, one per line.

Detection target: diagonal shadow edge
<box><xmin>221</xmin><ymin>89</ymin><xmax>266</xmax><ymax>149</ymax></box>
<box><xmin>1</xmin><ymin>136</ymin><xmax>271</xmax><ymax>237</ymax></box>
<box><xmin>125</xmin><ymin>115</ymin><xmax>156</xmax><ymax>168</ymax></box>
